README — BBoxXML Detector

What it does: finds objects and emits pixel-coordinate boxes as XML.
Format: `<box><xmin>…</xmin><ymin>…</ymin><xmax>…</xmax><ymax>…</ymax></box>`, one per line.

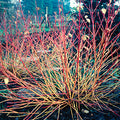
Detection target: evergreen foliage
<box><xmin>21</xmin><ymin>0</ymin><xmax>70</xmax><ymax>16</ymax></box>
<box><xmin>22</xmin><ymin>0</ymin><xmax>36</xmax><ymax>15</ymax></box>
<box><xmin>0</xmin><ymin>0</ymin><xmax>11</xmax><ymax>22</ymax></box>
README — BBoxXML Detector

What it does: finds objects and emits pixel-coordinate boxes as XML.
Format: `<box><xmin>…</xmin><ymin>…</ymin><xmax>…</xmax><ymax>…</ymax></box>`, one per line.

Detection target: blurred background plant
<box><xmin>0</xmin><ymin>0</ymin><xmax>120</xmax><ymax>120</ymax></box>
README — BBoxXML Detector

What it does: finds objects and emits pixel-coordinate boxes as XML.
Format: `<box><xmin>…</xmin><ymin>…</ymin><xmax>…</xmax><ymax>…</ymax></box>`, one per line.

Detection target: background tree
<box><xmin>21</xmin><ymin>0</ymin><xmax>70</xmax><ymax>16</ymax></box>
<box><xmin>0</xmin><ymin>0</ymin><xmax>11</xmax><ymax>22</ymax></box>
<box><xmin>21</xmin><ymin>0</ymin><xmax>36</xmax><ymax>15</ymax></box>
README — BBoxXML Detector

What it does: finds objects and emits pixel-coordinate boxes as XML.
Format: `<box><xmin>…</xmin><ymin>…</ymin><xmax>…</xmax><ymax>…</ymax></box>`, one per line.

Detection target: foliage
<box><xmin>0</xmin><ymin>0</ymin><xmax>120</xmax><ymax>120</ymax></box>
<box><xmin>22</xmin><ymin>0</ymin><xmax>60</xmax><ymax>16</ymax></box>
<box><xmin>0</xmin><ymin>0</ymin><xmax>11</xmax><ymax>22</ymax></box>
<box><xmin>22</xmin><ymin>0</ymin><xmax>36</xmax><ymax>15</ymax></box>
